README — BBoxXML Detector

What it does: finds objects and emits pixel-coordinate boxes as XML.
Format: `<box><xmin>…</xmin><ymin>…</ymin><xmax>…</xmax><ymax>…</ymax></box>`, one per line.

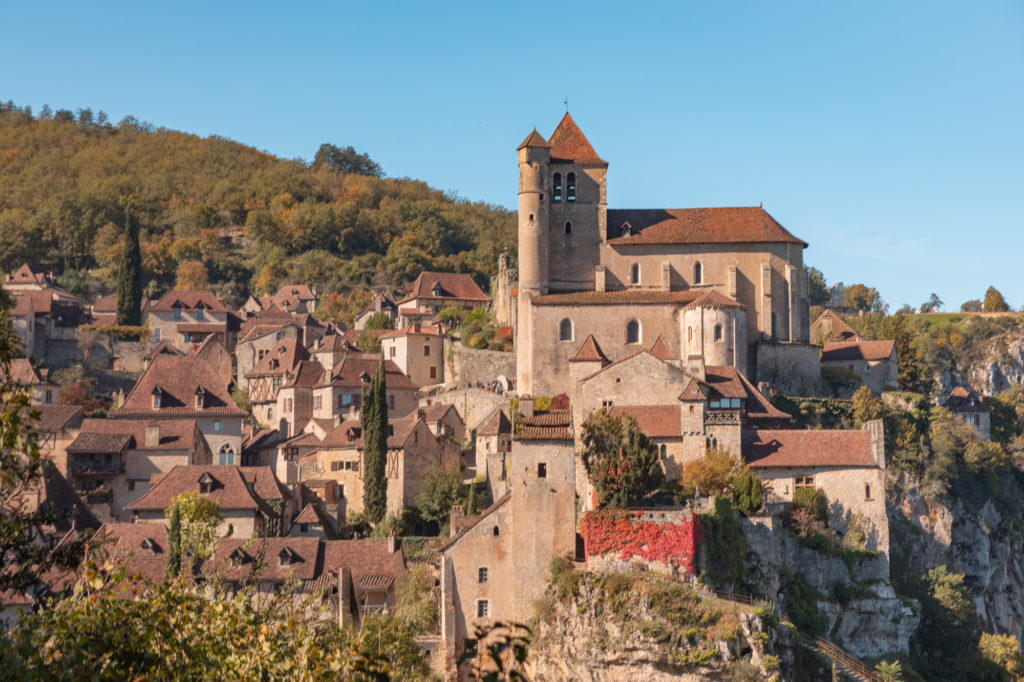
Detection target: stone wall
<box><xmin>580</xmin><ymin>508</ymin><xmax>701</xmax><ymax>579</ymax></box>
<box><xmin>420</xmin><ymin>386</ymin><xmax>509</xmax><ymax>432</ymax></box>
<box><xmin>111</xmin><ymin>340</ymin><xmax>148</xmax><ymax>373</ymax></box>
<box><xmin>443</xmin><ymin>340</ymin><xmax>515</xmax><ymax>388</ymax></box>
<box><xmin>756</xmin><ymin>341</ymin><xmax>821</xmax><ymax>396</ymax></box>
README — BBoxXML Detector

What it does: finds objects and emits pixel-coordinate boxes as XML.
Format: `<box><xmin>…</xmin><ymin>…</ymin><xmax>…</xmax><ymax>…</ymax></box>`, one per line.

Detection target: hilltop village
<box><xmin>2</xmin><ymin>114</ymin><xmax>1005</xmax><ymax>679</ymax></box>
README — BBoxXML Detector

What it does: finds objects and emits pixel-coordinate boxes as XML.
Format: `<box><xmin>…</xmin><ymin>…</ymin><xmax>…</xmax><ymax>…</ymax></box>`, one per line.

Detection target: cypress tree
<box><xmin>165</xmin><ymin>503</ymin><xmax>182</xmax><ymax>581</ymax></box>
<box><xmin>465</xmin><ymin>482</ymin><xmax>478</xmax><ymax>516</ymax></box>
<box><xmin>361</xmin><ymin>355</ymin><xmax>389</xmax><ymax>524</ymax></box>
<box><xmin>115</xmin><ymin>205</ymin><xmax>142</xmax><ymax>326</ymax></box>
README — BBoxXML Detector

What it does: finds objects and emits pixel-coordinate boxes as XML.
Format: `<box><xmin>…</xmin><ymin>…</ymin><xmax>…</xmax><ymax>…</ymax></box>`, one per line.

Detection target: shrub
<box><xmin>792</xmin><ymin>486</ymin><xmax>828</xmax><ymax>523</ymax></box>
<box><xmin>732</xmin><ymin>470</ymin><xmax>763</xmax><ymax>515</ymax></box>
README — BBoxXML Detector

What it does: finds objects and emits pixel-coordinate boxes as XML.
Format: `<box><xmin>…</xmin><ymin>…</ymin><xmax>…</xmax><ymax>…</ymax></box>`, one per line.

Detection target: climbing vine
<box><xmin>580</xmin><ymin>510</ymin><xmax>702</xmax><ymax>575</ymax></box>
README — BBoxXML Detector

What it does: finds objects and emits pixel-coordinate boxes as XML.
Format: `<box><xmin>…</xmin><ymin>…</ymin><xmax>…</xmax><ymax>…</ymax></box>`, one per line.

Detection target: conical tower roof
<box><xmin>549</xmin><ymin>113</ymin><xmax>606</xmax><ymax>165</ymax></box>
<box><xmin>517</xmin><ymin>128</ymin><xmax>551</xmax><ymax>150</ymax></box>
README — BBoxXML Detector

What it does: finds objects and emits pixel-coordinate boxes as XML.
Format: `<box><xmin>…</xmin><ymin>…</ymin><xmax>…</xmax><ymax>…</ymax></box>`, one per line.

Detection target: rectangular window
<box><xmin>196</xmin><ymin>307</ymin><xmax>204</xmax><ymax>320</ymax></box>
<box><xmin>388</xmin><ymin>394</ymin><xmax>395</xmax><ymax>410</ymax></box>
<box><xmin>476</xmin><ymin>600</ymin><xmax>489</xmax><ymax>619</ymax></box>
<box><xmin>341</xmin><ymin>394</ymin><xmax>354</xmax><ymax>407</ymax></box>
<box><xmin>314</xmin><ymin>395</ymin><xmax>322</xmax><ymax>410</ymax></box>
<box><xmin>331</xmin><ymin>461</ymin><xmax>342</xmax><ymax>471</ymax></box>
<box><xmin>173</xmin><ymin>308</ymin><xmax>182</xmax><ymax>320</ymax></box>
<box><xmin>478</xmin><ymin>567</ymin><xmax>488</xmax><ymax>583</ymax></box>
<box><xmin>153</xmin><ymin>328</ymin><xmax>161</xmax><ymax>342</ymax></box>
<box><xmin>424</xmin><ymin>345</ymin><xmax>430</xmax><ymax>357</ymax></box>
<box><xmin>538</xmin><ymin>463</ymin><xmax>547</xmax><ymax>478</ymax></box>
<box><xmin>795</xmin><ymin>476</ymin><xmax>814</xmax><ymax>488</ymax></box>
<box><xmin>214</xmin><ymin>420</ymin><xmax>221</xmax><ymax>432</ymax></box>
<box><xmin>430</xmin><ymin>366</ymin><xmax>437</xmax><ymax>379</ymax></box>
<box><xmin>275</xmin><ymin>331</ymin><xmax>283</xmax><ymax>340</ymax></box>
<box><xmin>390</xmin><ymin>346</ymin><xmax>396</xmax><ymax>357</ymax></box>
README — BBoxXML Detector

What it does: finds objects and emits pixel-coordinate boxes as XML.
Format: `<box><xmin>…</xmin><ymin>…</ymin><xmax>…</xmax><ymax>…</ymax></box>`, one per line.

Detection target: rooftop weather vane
<box><xmin>564</xmin><ymin>96</ymin><xmax>569</xmax><ymax>113</ymax></box>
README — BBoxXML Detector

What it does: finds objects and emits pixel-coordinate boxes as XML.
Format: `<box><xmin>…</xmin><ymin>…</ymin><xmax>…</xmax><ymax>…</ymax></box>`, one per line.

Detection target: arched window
<box><xmin>552</xmin><ymin>173</ymin><xmax>562</xmax><ymax>202</ymax></box>
<box><xmin>630</xmin><ymin>263</ymin><xmax>640</xmax><ymax>285</ymax></box>
<box><xmin>714</xmin><ymin>324</ymin><xmax>723</xmax><ymax>342</ymax></box>
<box><xmin>659</xmin><ymin>444</ymin><xmax>667</xmax><ymax>459</ymax></box>
<box><xmin>626</xmin><ymin>320</ymin><xmax>641</xmax><ymax>344</ymax></box>
<box><xmin>694</xmin><ymin>261</ymin><xmax>703</xmax><ymax>284</ymax></box>
<box><xmin>687</xmin><ymin>327</ymin><xmax>692</xmax><ymax>342</ymax></box>
<box><xmin>219</xmin><ymin>444</ymin><xmax>236</xmax><ymax>466</ymax></box>
<box><xmin>566</xmin><ymin>173</ymin><xmax>576</xmax><ymax>202</ymax></box>
<box><xmin>559</xmin><ymin>318</ymin><xmax>573</xmax><ymax>341</ymax></box>
<box><xmin>564</xmin><ymin>221</ymin><xmax>572</xmax><ymax>235</ymax></box>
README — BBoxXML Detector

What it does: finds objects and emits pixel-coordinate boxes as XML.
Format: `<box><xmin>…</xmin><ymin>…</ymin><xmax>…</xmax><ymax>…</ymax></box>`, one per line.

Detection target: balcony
<box><xmin>705</xmin><ymin>410</ymin><xmax>741</xmax><ymax>425</ymax></box>
<box><xmin>68</xmin><ymin>460</ymin><xmax>124</xmax><ymax>476</ymax></box>
<box><xmin>79</xmin><ymin>488</ymin><xmax>112</xmax><ymax>504</ymax></box>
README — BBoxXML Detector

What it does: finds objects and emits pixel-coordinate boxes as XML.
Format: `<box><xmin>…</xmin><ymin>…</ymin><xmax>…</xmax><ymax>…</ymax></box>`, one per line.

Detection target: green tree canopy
<box><xmin>806</xmin><ymin>266</ymin><xmax>830</xmax><ymax>306</ymax></box>
<box><xmin>844</xmin><ymin>283</ymin><xmax>887</xmax><ymax>314</ymax></box>
<box><xmin>580</xmin><ymin>409</ymin><xmax>663</xmax><ymax>508</ymax></box>
<box><xmin>313</xmin><ymin>143</ymin><xmax>384</xmax><ymax>178</ymax></box>
<box><xmin>983</xmin><ymin>286</ymin><xmax>1011</xmax><ymax>312</ymax></box>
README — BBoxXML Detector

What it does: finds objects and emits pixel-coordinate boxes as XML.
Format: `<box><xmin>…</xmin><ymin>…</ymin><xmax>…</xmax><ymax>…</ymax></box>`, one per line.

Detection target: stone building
<box><xmin>245</xmin><ymin>337</ymin><xmax>310</xmax><ymax>428</ymax></box>
<box><xmin>10</xmin><ymin>358</ymin><xmax>57</xmax><ymax>404</ymax></box>
<box><xmin>810</xmin><ymin>309</ymin><xmax>860</xmax><ymax>345</ymax></box>
<box><xmin>147</xmin><ymin>290</ymin><xmax>234</xmax><ymax>351</ymax></box>
<box><xmin>24</xmin><ymin>404</ymin><xmax>84</xmax><ymax>476</ymax></box>
<box><xmin>65</xmin><ymin>418</ymin><xmax>210</xmax><ymax>521</ymax></box>
<box><xmin>110</xmin><ymin>355</ymin><xmax>246</xmax><ymax>464</ymax></box>
<box><xmin>311</xmin><ymin>355</ymin><xmax>419</xmax><ymax>423</ymax></box>
<box><xmin>474</xmin><ymin>407</ymin><xmax>511</xmax><ymax>496</ymax></box>
<box><xmin>439</xmin><ymin>400</ymin><xmax>576</xmax><ymax>670</ymax></box>
<box><xmin>397</xmin><ymin>272</ymin><xmax>489</xmax><ymax>327</ymax></box>
<box><xmin>514</xmin><ymin>114</ymin><xmax>815</xmax><ymax>396</ymax></box>
<box><xmin>235</xmin><ymin>308</ymin><xmax>302</xmax><ymax>391</ymax></box>
<box><xmin>353</xmin><ymin>291</ymin><xmax>398</xmax><ymax>330</ymax></box>
<box><xmin>744</xmin><ymin>420</ymin><xmax>889</xmax><ymax>556</ymax></box>
<box><xmin>820</xmin><ymin>339</ymin><xmax>898</xmax><ymax>395</ymax></box>
<box><xmin>380</xmin><ymin>323</ymin><xmax>446</xmax><ymax>387</ymax></box>
<box><xmin>127</xmin><ymin>464</ymin><xmax>292</xmax><ymax>539</ymax></box>
<box><xmin>293</xmin><ymin>412</ymin><xmax>461</xmax><ymax>517</ymax></box>
<box><xmin>945</xmin><ymin>386</ymin><xmax>991</xmax><ymax>440</ymax></box>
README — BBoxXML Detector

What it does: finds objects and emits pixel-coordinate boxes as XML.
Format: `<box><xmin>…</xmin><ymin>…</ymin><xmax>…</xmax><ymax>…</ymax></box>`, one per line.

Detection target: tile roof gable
<box><xmin>548</xmin><ymin>113</ymin><xmax>606</xmax><ymax>165</ymax></box>
<box><xmin>605</xmin><ymin>207</ymin><xmax>807</xmax><ymax>247</ymax></box>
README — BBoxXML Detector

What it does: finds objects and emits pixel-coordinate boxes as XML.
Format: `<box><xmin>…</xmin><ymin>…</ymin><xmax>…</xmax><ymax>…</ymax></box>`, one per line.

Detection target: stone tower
<box><xmin>516</xmin><ymin>114</ymin><xmax>608</xmax><ymax>395</ymax></box>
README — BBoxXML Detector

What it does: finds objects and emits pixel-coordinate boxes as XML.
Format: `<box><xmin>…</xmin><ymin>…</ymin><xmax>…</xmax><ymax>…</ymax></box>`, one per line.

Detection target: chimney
<box><xmin>595</xmin><ymin>265</ymin><xmax>606</xmax><ymax>292</ymax></box>
<box><xmin>865</xmin><ymin>419</ymin><xmax>886</xmax><ymax>468</ymax></box>
<box><xmin>387</xmin><ymin>530</ymin><xmax>397</xmax><ymax>554</ymax></box>
<box><xmin>145</xmin><ymin>423</ymin><xmax>160</xmax><ymax>447</ymax></box>
<box><xmin>519</xmin><ymin>396</ymin><xmax>534</xmax><ymax>419</ymax></box>
<box><xmin>661</xmin><ymin>263</ymin><xmax>672</xmax><ymax>292</ymax></box>
<box><xmin>449</xmin><ymin>504</ymin><xmax>465</xmax><ymax>538</ymax></box>
<box><xmin>686</xmin><ymin>355</ymin><xmax>706</xmax><ymax>383</ymax></box>
<box><xmin>757</xmin><ymin>381</ymin><xmax>772</xmax><ymax>401</ymax></box>
<box><xmin>412</xmin><ymin>322</ymin><xmax>421</xmax><ymax>333</ymax></box>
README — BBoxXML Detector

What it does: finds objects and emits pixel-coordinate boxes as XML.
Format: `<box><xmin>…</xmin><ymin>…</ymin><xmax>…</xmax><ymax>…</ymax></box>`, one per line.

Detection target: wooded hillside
<box><xmin>0</xmin><ymin>102</ymin><xmax>516</xmax><ymax>315</ymax></box>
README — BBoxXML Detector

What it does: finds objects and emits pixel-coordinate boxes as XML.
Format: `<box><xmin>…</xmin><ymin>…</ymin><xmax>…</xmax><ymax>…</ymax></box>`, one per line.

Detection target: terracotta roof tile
<box><xmin>150</xmin><ymin>290</ymin><xmax>231</xmax><ymax>313</ymax></box>
<box><xmin>438</xmin><ymin>494</ymin><xmax>511</xmax><ymax>553</ymax></box>
<box><xmin>283</xmin><ymin>360</ymin><xmax>325</xmax><ymax>389</ymax></box>
<box><xmin>515</xmin><ymin>409</ymin><xmax>572</xmax><ymax>441</ymax></box>
<box><xmin>145</xmin><ymin>340</ymin><xmax>183</xmax><ymax>360</ymax></box>
<box><xmin>608</xmin><ymin>406</ymin><xmax>681</xmax><ymax>438</ymax></box>
<box><xmin>704</xmin><ymin>366</ymin><xmax>791</xmax><ymax>420</ymax></box>
<box><xmin>245</xmin><ymin>337</ymin><xmax>309</xmax><ymax>378</ymax></box>
<box><xmin>548</xmin><ymin>113</ymin><xmax>606</xmax><ymax>165</ymax></box>
<box><xmin>517</xmin><ymin>129</ymin><xmax>551</xmax><ymax>150</ymax></box>
<box><xmin>810</xmin><ymin>310</ymin><xmax>859</xmax><ymax>343</ymax></box>
<box><xmin>605</xmin><ymin>207</ymin><xmax>807</xmax><ymax>247</ymax></box>
<box><xmin>113</xmin><ymin>355</ymin><xmax>246</xmax><ymax>418</ymax></box>
<box><xmin>570</xmin><ymin>335</ymin><xmax>610</xmax><ymax>363</ymax></box>
<box><xmin>321</xmin><ymin>356</ymin><xmax>417</xmax><ymax>391</ymax></box>
<box><xmin>398</xmin><ymin>272</ymin><xmax>488</xmax><ymax>304</ymax></box>
<box><xmin>321</xmin><ymin>539</ymin><xmax>405</xmax><ymax>592</ymax></box>
<box><xmin>477</xmin><ymin>407</ymin><xmax>511</xmax><ymax>437</ymax></box>
<box><xmin>378</xmin><ymin>324</ymin><xmax>446</xmax><ymax>339</ymax></box>
<box><xmin>207</xmin><ymin>537</ymin><xmax>323</xmax><ymax>582</ymax></box>
<box><xmin>744</xmin><ymin>429</ymin><xmax>876</xmax><ymax>468</ymax></box>
<box><xmin>533</xmin><ymin>290</ymin><xmax>701</xmax><ymax>306</ymax></box>
<box><xmin>127</xmin><ymin>465</ymin><xmax>285</xmax><ymax>513</ymax></box>
<box><xmin>684</xmin><ymin>291</ymin><xmax>745</xmax><ymax>310</ymax></box>
<box><xmin>648</xmin><ymin>335</ymin><xmax>674</xmax><ymax>361</ymax></box>
<box><xmin>946</xmin><ymin>386</ymin><xmax>988</xmax><ymax>413</ymax></box>
<box><xmin>10</xmin><ymin>358</ymin><xmax>46</xmax><ymax>385</ymax></box>
<box><xmin>94</xmin><ymin>522</ymin><xmax>170</xmax><ymax>583</ymax></box>
<box><xmin>21</xmin><ymin>404</ymin><xmax>84</xmax><ymax>432</ymax></box>
<box><xmin>821</xmin><ymin>340</ymin><xmax>896</xmax><ymax>363</ymax></box>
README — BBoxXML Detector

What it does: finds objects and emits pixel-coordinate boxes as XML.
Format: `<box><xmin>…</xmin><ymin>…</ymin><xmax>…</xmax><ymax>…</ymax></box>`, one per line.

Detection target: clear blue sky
<box><xmin>3</xmin><ymin>1</ymin><xmax>1022</xmax><ymax>310</ymax></box>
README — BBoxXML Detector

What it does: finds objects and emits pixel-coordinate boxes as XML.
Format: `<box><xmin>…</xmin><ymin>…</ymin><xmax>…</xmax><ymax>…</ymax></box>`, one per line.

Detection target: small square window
<box><xmin>538</xmin><ymin>463</ymin><xmax>547</xmax><ymax>478</ymax></box>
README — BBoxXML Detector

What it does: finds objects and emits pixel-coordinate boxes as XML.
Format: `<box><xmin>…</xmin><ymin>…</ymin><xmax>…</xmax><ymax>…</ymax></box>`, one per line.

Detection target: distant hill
<box><xmin>0</xmin><ymin>102</ymin><xmax>516</xmax><ymax>317</ymax></box>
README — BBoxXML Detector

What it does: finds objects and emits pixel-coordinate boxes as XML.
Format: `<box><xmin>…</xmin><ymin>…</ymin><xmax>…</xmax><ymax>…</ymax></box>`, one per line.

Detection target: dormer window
<box><xmin>195</xmin><ymin>307</ymin><xmax>205</xmax><ymax>320</ymax></box>
<box><xmin>152</xmin><ymin>386</ymin><xmax>163</xmax><ymax>409</ymax></box>
<box><xmin>173</xmin><ymin>306</ymin><xmax>182</xmax><ymax>320</ymax></box>
<box><xmin>433</xmin><ymin>284</ymin><xmax>442</xmax><ymax>297</ymax></box>
<box><xmin>230</xmin><ymin>547</ymin><xmax>248</xmax><ymax>567</ymax></box>
<box><xmin>360</xmin><ymin>372</ymin><xmax>371</xmax><ymax>384</ymax></box>
<box><xmin>566</xmin><ymin>173</ymin><xmax>576</xmax><ymax>202</ymax></box>
<box><xmin>140</xmin><ymin>538</ymin><xmax>159</xmax><ymax>553</ymax></box>
<box><xmin>279</xmin><ymin>547</ymin><xmax>298</xmax><ymax>567</ymax></box>
<box><xmin>620</xmin><ymin>221</ymin><xmax>633</xmax><ymax>237</ymax></box>
<box><xmin>198</xmin><ymin>472</ymin><xmax>214</xmax><ymax>494</ymax></box>
<box><xmin>194</xmin><ymin>386</ymin><xmax>206</xmax><ymax>410</ymax></box>
<box><xmin>553</xmin><ymin>173</ymin><xmax>562</xmax><ymax>202</ymax></box>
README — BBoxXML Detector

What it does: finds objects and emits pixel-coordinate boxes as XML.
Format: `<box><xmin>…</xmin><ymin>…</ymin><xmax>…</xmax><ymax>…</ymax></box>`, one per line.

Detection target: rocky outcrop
<box><xmin>740</xmin><ymin>517</ymin><xmax>918</xmax><ymax>659</ymax></box>
<box><xmin>889</xmin><ymin>471</ymin><xmax>1024</xmax><ymax>642</ymax></box>
<box><xmin>527</xmin><ymin>571</ymin><xmax>778</xmax><ymax>681</ymax></box>
<box><xmin>937</xmin><ymin>327</ymin><xmax>1024</xmax><ymax>396</ymax></box>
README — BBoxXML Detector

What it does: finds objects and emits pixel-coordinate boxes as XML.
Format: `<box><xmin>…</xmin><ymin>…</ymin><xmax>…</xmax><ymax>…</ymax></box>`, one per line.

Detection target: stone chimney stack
<box><xmin>519</xmin><ymin>396</ymin><xmax>534</xmax><ymax>419</ymax></box>
<box><xmin>685</xmin><ymin>355</ymin><xmax>706</xmax><ymax>383</ymax></box>
<box><xmin>145</xmin><ymin>422</ymin><xmax>160</xmax><ymax>447</ymax></box>
<box><xmin>595</xmin><ymin>265</ymin><xmax>606</xmax><ymax>292</ymax></box>
<box><xmin>387</xmin><ymin>530</ymin><xmax>397</xmax><ymax>554</ymax></box>
<box><xmin>865</xmin><ymin>419</ymin><xmax>886</xmax><ymax>468</ymax></box>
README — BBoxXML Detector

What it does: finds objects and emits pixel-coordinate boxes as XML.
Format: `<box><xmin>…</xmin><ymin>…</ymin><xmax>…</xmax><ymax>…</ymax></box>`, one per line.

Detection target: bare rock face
<box><xmin>889</xmin><ymin>472</ymin><xmax>1024</xmax><ymax>642</ymax></box>
<box><xmin>936</xmin><ymin>330</ymin><xmax>1024</xmax><ymax>396</ymax></box>
<box><xmin>740</xmin><ymin>518</ymin><xmax>918</xmax><ymax>660</ymax></box>
<box><xmin>527</xmin><ymin>573</ymin><xmax>776</xmax><ymax>681</ymax></box>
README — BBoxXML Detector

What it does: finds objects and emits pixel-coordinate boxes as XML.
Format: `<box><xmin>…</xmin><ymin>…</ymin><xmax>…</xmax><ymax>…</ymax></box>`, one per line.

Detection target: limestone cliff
<box><xmin>740</xmin><ymin>518</ymin><xmax>919</xmax><ymax>659</ymax></box>
<box><xmin>889</xmin><ymin>471</ymin><xmax>1024</xmax><ymax>643</ymax></box>
<box><xmin>931</xmin><ymin>319</ymin><xmax>1024</xmax><ymax>396</ymax></box>
<box><xmin>527</xmin><ymin>569</ymin><xmax>780</xmax><ymax>681</ymax></box>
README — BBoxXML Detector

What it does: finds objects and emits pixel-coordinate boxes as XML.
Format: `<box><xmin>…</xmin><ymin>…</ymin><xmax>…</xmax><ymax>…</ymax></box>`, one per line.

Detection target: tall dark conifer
<box><xmin>165</xmin><ymin>503</ymin><xmax>182</xmax><ymax>581</ymax></box>
<box><xmin>115</xmin><ymin>205</ymin><xmax>142</xmax><ymax>326</ymax></box>
<box><xmin>361</xmin><ymin>354</ymin><xmax>389</xmax><ymax>524</ymax></box>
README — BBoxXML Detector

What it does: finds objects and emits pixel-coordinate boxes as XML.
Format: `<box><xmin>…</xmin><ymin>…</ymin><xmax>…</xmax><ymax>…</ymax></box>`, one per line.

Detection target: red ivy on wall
<box><xmin>580</xmin><ymin>510</ymin><xmax>703</xmax><ymax>575</ymax></box>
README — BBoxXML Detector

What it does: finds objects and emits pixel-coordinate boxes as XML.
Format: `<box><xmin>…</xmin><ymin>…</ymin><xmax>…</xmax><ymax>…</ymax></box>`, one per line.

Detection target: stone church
<box><xmin>515</xmin><ymin>113</ymin><xmax>818</xmax><ymax>396</ymax></box>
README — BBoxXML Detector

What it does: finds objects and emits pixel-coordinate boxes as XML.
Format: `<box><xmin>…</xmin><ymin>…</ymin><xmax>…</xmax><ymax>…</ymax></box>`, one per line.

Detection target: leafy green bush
<box><xmin>732</xmin><ymin>470</ymin><xmax>763</xmax><ymax>515</ymax></box>
<box><xmin>792</xmin><ymin>486</ymin><xmax>828</xmax><ymax>523</ymax></box>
